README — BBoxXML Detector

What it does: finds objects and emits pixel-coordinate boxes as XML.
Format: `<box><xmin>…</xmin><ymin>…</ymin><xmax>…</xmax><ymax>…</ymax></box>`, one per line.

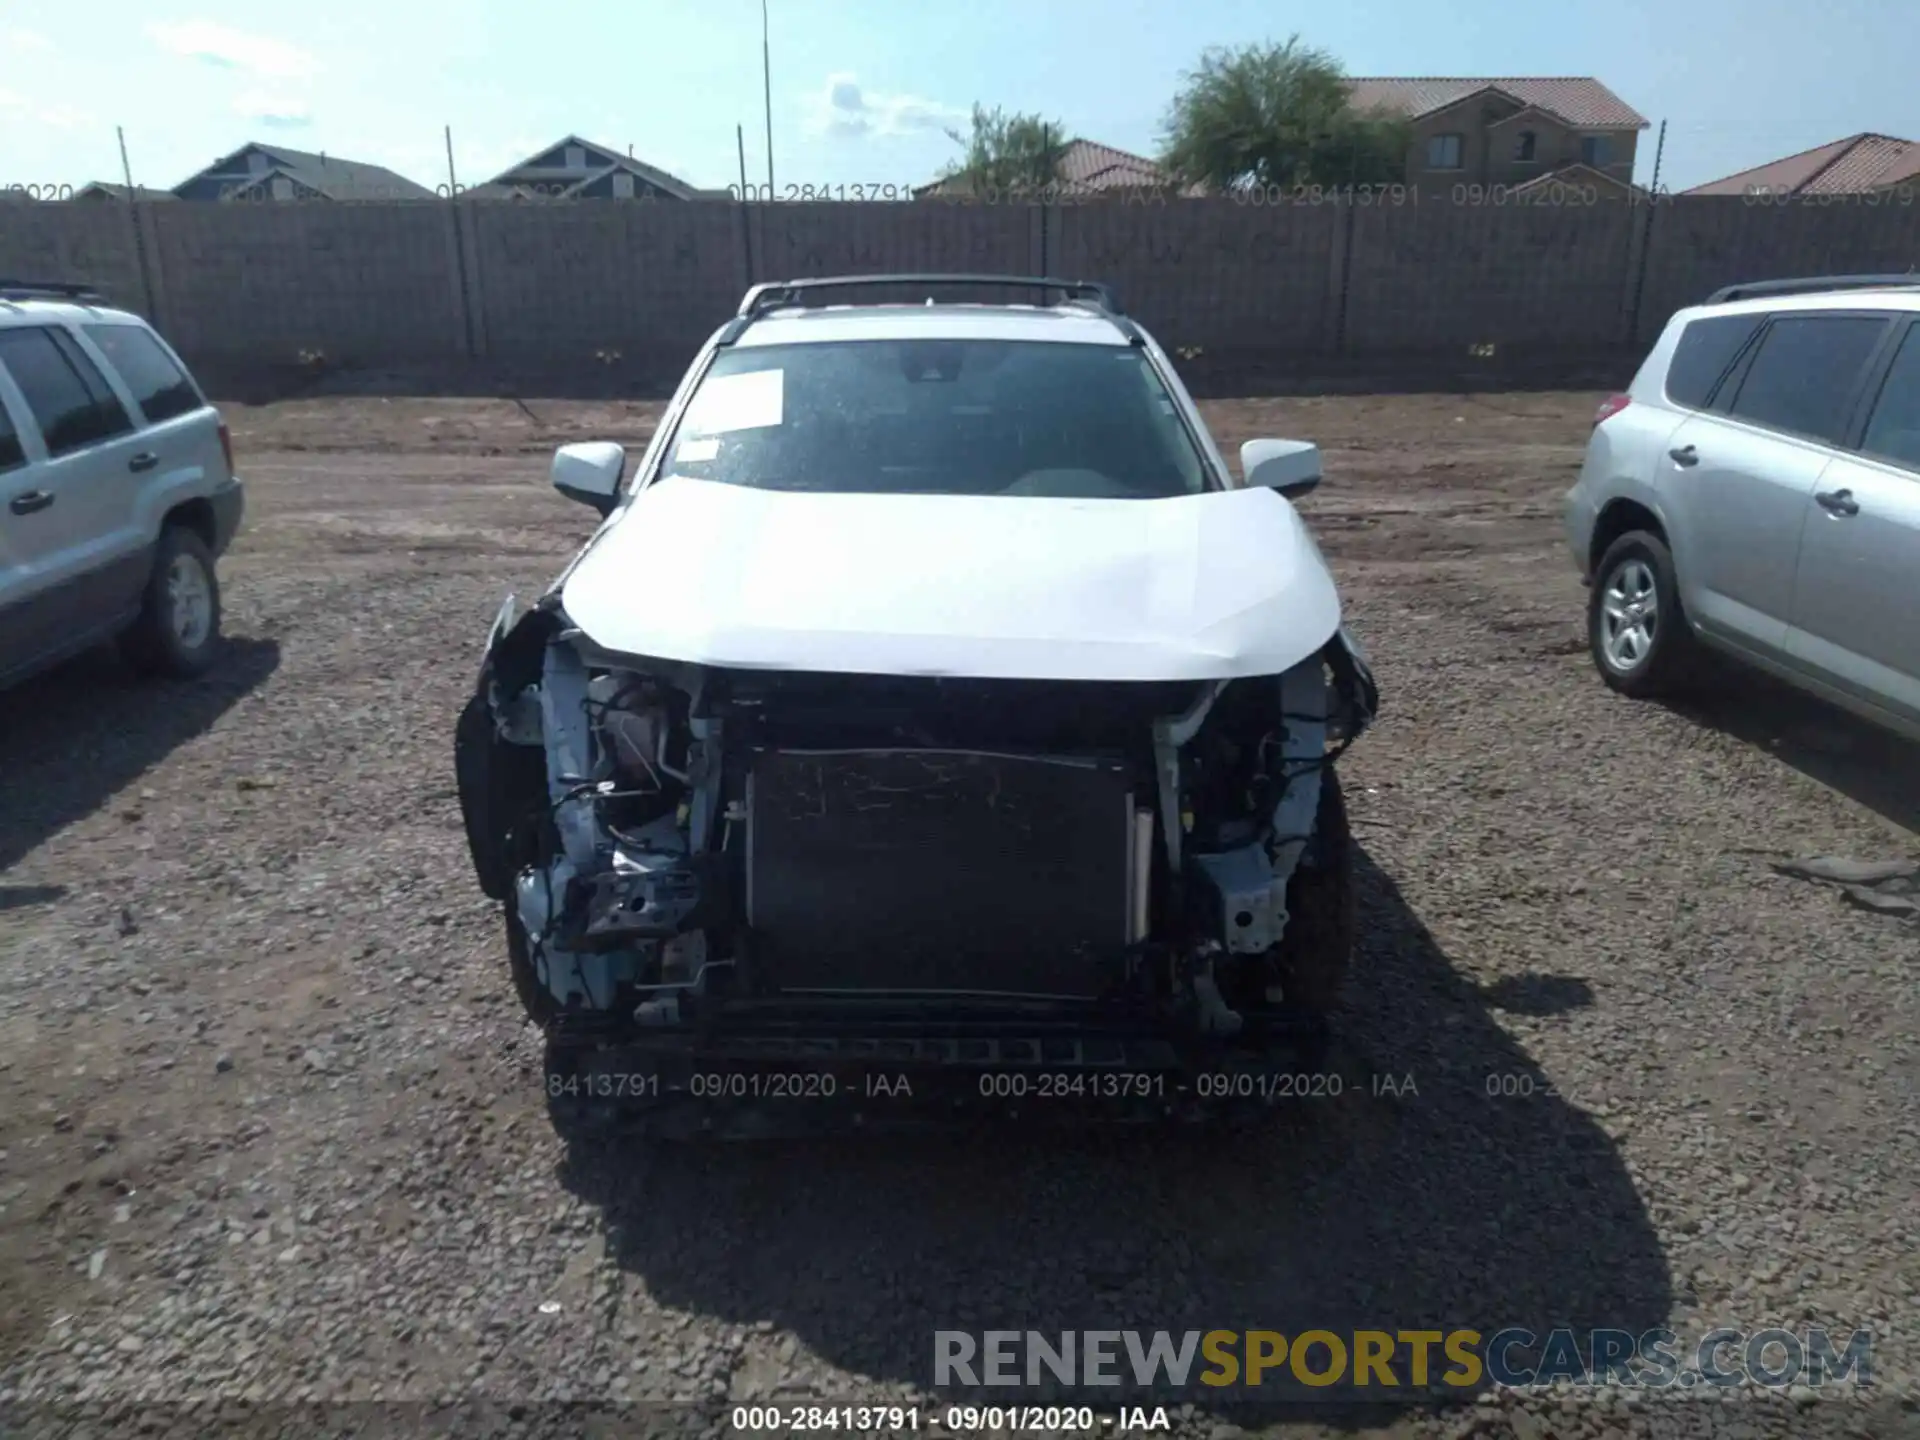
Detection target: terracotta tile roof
<box><xmin>1682</xmin><ymin>132</ymin><xmax>1920</xmax><ymax>195</ymax></box>
<box><xmin>916</xmin><ymin>137</ymin><xmax>1176</xmax><ymax>197</ymax></box>
<box><xmin>1346</xmin><ymin>77</ymin><xmax>1648</xmax><ymax>129</ymax></box>
<box><xmin>1505</xmin><ymin>162</ymin><xmax>1638</xmax><ymax>195</ymax></box>
<box><xmin>1806</xmin><ymin>134</ymin><xmax>1920</xmax><ymax>192</ymax></box>
<box><xmin>1877</xmin><ymin>150</ymin><xmax>1920</xmax><ymax>188</ymax></box>
<box><xmin>1057</xmin><ymin>139</ymin><xmax>1165</xmax><ymax>190</ymax></box>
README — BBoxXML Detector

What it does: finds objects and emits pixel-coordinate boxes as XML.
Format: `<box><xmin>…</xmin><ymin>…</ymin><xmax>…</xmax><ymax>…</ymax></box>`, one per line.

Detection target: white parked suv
<box><xmin>0</xmin><ymin>281</ymin><xmax>244</xmax><ymax>689</ymax></box>
<box><xmin>1564</xmin><ymin>275</ymin><xmax>1920</xmax><ymax>738</ymax></box>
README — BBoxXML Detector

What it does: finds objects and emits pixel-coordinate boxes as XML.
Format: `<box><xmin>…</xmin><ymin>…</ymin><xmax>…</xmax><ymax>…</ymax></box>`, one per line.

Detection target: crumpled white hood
<box><xmin>558</xmin><ymin>475</ymin><xmax>1341</xmax><ymax>681</ymax></box>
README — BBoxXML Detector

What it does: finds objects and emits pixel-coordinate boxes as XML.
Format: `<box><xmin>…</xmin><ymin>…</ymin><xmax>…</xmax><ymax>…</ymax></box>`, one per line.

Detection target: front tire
<box><xmin>1588</xmin><ymin>530</ymin><xmax>1697</xmax><ymax>698</ymax></box>
<box><xmin>120</xmin><ymin>526</ymin><xmax>222</xmax><ymax>678</ymax></box>
<box><xmin>505</xmin><ymin>902</ymin><xmax>557</xmax><ymax>1027</ymax></box>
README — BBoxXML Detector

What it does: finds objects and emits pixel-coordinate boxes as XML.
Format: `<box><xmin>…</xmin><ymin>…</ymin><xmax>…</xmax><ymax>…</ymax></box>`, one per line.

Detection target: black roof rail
<box><xmin>1706</xmin><ymin>273</ymin><xmax>1920</xmax><ymax>304</ymax></box>
<box><xmin>735</xmin><ymin>273</ymin><xmax>1122</xmax><ymax>320</ymax></box>
<box><xmin>0</xmin><ymin>278</ymin><xmax>106</xmax><ymax>303</ymax></box>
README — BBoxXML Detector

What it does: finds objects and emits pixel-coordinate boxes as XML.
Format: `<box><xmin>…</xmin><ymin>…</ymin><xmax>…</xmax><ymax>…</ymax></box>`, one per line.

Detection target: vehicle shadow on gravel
<box><xmin>556</xmin><ymin>846</ymin><xmax>1670</xmax><ymax>1426</ymax></box>
<box><xmin>1662</xmin><ymin>665</ymin><xmax>1920</xmax><ymax>838</ymax></box>
<box><xmin>0</xmin><ymin>638</ymin><xmax>281</xmax><ymax>877</ymax></box>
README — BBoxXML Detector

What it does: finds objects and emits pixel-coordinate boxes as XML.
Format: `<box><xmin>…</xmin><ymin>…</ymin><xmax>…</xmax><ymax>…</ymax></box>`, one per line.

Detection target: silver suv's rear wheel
<box><xmin>1588</xmin><ymin>530</ymin><xmax>1696</xmax><ymax>698</ymax></box>
<box><xmin>121</xmin><ymin>526</ymin><xmax>222</xmax><ymax>678</ymax></box>
<box><xmin>1599</xmin><ymin>557</ymin><xmax>1659</xmax><ymax>671</ymax></box>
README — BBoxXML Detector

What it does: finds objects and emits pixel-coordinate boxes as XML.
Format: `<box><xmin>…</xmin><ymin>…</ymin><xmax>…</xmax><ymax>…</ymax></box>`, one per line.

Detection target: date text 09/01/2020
<box><xmin>545</xmin><ymin>1070</ymin><xmax>1423</xmax><ymax>1102</ymax></box>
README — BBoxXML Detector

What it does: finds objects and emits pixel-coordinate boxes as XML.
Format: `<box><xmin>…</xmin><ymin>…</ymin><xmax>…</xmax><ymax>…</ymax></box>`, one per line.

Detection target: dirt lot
<box><xmin>1</xmin><ymin>388</ymin><xmax>1917</xmax><ymax>1439</ymax></box>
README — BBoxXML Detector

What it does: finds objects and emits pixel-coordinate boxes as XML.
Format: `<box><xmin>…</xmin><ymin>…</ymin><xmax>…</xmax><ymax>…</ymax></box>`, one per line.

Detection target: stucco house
<box><xmin>1345</xmin><ymin>76</ymin><xmax>1650</xmax><ymax>195</ymax></box>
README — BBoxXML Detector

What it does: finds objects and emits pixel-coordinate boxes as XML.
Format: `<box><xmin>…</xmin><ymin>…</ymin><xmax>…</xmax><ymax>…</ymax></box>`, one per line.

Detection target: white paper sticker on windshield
<box><xmin>674</xmin><ymin>437</ymin><xmax>720</xmax><ymax>463</ymax></box>
<box><xmin>682</xmin><ymin>368</ymin><xmax>783</xmax><ymax>437</ymax></box>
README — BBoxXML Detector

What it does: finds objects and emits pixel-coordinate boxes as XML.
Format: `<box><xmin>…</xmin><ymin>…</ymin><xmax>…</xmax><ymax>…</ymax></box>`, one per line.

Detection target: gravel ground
<box><xmin>1</xmin><ymin>388</ymin><xmax>1917</xmax><ymax>1440</ymax></box>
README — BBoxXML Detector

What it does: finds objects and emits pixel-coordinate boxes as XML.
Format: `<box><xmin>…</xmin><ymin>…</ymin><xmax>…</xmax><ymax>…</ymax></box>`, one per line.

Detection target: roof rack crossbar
<box><xmin>0</xmin><ymin>278</ymin><xmax>105</xmax><ymax>303</ymax></box>
<box><xmin>1706</xmin><ymin>273</ymin><xmax>1920</xmax><ymax>304</ymax></box>
<box><xmin>736</xmin><ymin>273</ymin><xmax>1122</xmax><ymax>320</ymax></box>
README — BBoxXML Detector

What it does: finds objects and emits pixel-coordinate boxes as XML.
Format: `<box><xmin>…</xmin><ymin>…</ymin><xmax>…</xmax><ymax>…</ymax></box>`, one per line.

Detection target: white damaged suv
<box><xmin>453</xmin><ymin>275</ymin><xmax>1377</xmax><ymax>1133</ymax></box>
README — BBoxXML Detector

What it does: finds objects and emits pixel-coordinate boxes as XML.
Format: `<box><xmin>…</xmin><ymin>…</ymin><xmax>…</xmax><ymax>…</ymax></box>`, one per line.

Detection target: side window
<box><xmin>81</xmin><ymin>324</ymin><xmax>203</xmax><ymax>425</ymax></box>
<box><xmin>0</xmin><ymin>390</ymin><xmax>25</xmax><ymax>472</ymax></box>
<box><xmin>1664</xmin><ymin>313</ymin><xmax>1764</xmax><ymax>409</ymax></box>
<box><xmin>1726</xmin><ymin>315</ymin><xmax>1888</xmax><ymax>444</ymax></box>
<box><xmin>46</xmin><ymin>330</ymin><xmax>134</xmax><ymax>441</ymax></box>
<box><xmin>1860</xmin><ymin>325</ymin><xmax>1920</xmax><ymax>470</ymax></box>
<box><xmin>0</xmin><ymin>328</ymin><xmax>134</xmax><ymax>458</ymax></box>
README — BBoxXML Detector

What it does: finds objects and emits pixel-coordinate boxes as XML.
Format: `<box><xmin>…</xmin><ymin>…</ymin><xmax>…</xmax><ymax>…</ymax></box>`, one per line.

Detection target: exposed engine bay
<box><xmin>455</xmin><ymin>594</ymin><xmax>1378</xmax><ymax>1123</ymax></box>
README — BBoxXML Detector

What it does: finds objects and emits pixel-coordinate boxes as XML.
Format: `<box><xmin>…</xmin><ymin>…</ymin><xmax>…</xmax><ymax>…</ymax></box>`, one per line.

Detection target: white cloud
<box><xmin>804</xmin><ymin>72</ymin><xmax>963</xmax><ymax>140</ymax></box>
<box><xmin>37</xmin><ymin>104</ymin><xmax>93</xmax><ymax>130</ymax></box>
<box><xmin>0</xmin><ymin>87</ymin><xmax>26</xmax><ymax>109</ymax></box>
<box><xmin>234</xmin><ymin>88</ymin><xmax>312</xmax><ymax>129</ymax></box>
<box><xmin>146</xmin><ymin>20</ymin><xmax>318</xmax><ymax>79</ymax></box>
<box><xmin>6</xmin><ymin>28</ymin><xmax>54</xmax><ymax>52</ymax></box>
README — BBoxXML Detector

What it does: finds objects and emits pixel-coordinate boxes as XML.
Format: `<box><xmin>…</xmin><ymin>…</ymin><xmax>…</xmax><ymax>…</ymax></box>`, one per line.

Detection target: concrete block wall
<box><xmin>143</xmin><ymin>203</ymin><xmax>469</xmax><ymax>363</ymax></box>
<box><xmin>470</xmin><ymin>201</ymin><xmax>745</xmax><ymax>364</ymax></box>
<box><xmin>0</xmin><ymin>203</ymin><xmax>152</xmax><ymax>317</ymax></box>
<box><xmin>750</xmin><ymin>201</ymin><xmax>1044</xmax><ymax>284</ymax></box>
<box><xmin>1051</xmin><ymin>201</ymin><xmax>1339</xmax><ymax>353</ymax></box>
<box><xmin>5</xmin><ymin>195</ymin><xmax>1918</xmax><ymax>372</ymax></box>
<box><xmin>1344</xmin><ymin>200</ymin><xmax>1638</xmax><ymax>350</ymax></box>
<box><xmin>1634</xmin><ymin>197</ymin><xmax>1920</xmax><ymax>345</ymax></box>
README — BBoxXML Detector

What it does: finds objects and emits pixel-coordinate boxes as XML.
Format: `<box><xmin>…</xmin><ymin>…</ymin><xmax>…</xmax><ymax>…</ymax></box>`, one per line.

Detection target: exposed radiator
<box><xmin>745</xmin><ymin>748</ymin><xmax>1135</xmax><ymax>998</ymax></box>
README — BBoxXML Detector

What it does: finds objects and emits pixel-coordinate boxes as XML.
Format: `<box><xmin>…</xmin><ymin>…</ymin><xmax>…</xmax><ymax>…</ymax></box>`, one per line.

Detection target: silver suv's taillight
<box><xmin>1593</xmin><ymin>394</ymin><xmax>1632</xmax><ymax>427</ymax></box>
<box><xmin>218</xmin><ymin>420</ymin><xmax>234</xmax><ymax>474</ymax></box>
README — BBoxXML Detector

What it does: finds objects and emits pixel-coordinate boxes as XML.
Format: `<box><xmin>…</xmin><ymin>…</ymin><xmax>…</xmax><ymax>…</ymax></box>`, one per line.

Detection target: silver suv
<box><xmin>1565</xmin><ymin>275</ymin><xmax>1920</xmax><ymax>739</ymax></box>
<box><xmin>0</xmin><ymin>281</ymin><xmax>244</xmax><ymax>689</ymax></box>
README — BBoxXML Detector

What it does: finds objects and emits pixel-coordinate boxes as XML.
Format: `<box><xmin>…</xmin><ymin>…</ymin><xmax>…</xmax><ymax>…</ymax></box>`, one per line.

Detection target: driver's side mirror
<box><xmin>551</xmin><ymin>441</ymin><xmax>627</xmax><ymax>517</ymax></box>
<box><xmin>1240</xmin><ymin>438</ymin><xmax>1322</xmax><ymax>499</ymax></box>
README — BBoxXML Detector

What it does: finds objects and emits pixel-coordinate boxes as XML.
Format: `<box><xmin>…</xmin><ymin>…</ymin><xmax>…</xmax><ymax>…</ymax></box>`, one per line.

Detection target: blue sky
<box><xmin>1</xmin><ymin>0</ymin><xmax>1915</xmax><ymax>196</ymax></box>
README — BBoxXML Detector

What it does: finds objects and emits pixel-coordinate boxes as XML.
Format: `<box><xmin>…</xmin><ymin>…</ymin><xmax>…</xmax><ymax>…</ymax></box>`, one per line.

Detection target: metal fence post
<box><xmin>1332</xmin><ymin>196</ymin><xmax>1358</xmax><ymax>355</ymax></box>
<box><xmin>1625</xmin><ymin>118</ymin><xmax>1668</xmax><ymax>348</ymax></box>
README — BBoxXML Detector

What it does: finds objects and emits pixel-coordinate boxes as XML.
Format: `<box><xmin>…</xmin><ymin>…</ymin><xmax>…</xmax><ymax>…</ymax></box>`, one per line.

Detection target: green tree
<box><xmin>1159</xmin><ymin>37</ymin><xmax>1411</xmax><ymax>191</ymax></box>
<box><xmin>939</xmin><ymin>104</ymin><xmax>1068</xmax><ymax>196</ymax></box>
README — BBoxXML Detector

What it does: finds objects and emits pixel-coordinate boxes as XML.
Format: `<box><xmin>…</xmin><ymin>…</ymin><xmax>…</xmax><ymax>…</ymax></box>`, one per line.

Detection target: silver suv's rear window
<box><xmin>1663</xmin><ymin>313</ymin><xmax>1763</xmax><ymax>410</ymax></box>
<box><xmin>660</xmin><ymin>339</ymin><xmax>1211</xmax><ymax>499</ymax></box>
<box><xmin>82</xmin><ymin>324</ymin><xmax>203</xmax><ymax>425</ymax></box>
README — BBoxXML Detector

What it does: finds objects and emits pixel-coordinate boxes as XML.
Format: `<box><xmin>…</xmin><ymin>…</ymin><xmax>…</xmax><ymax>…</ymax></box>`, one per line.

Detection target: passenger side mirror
<box><xmin>1240</xmin><ymin>438</ymin><xmax>1322</xmax><ymax>499</ymax></box>
<box><xmin>551</xmin><ymin>442</ymin><xmax>627</xmax><ymax>517</ymax></box>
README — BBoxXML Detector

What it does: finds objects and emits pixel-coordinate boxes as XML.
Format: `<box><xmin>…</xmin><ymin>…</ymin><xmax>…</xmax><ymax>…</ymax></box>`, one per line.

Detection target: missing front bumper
<box><xmin>544</xmin><ymin>1001</ymin><xmax>1332</xmax><ymax>1136</ymax></box>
